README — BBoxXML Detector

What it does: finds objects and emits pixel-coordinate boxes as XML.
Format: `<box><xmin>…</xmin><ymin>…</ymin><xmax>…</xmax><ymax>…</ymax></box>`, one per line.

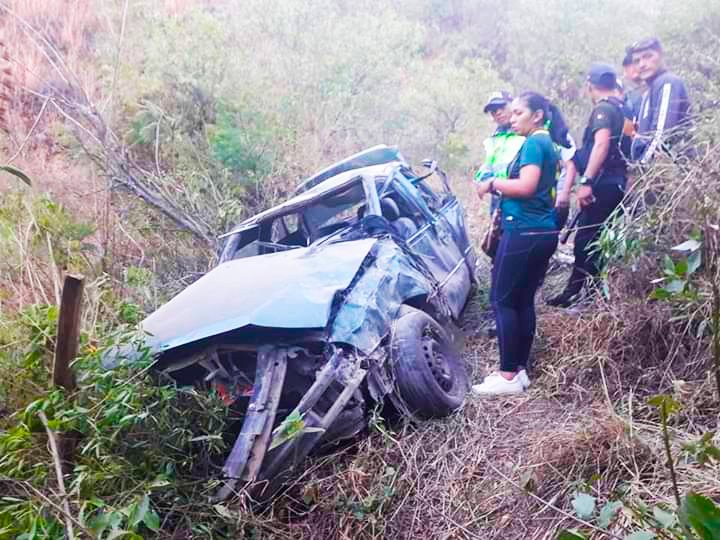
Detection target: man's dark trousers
<box><xmin>566</xmin><ymin>176</ymin><xmax>625</xmax><ymax>295</ymax></box>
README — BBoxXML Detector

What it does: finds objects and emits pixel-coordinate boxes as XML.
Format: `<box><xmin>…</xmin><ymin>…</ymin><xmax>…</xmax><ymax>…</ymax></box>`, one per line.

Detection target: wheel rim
<box><xmin>421</xmin><ymin>327</ymin><xmax>453</xmax><ymax>392</ymax></box>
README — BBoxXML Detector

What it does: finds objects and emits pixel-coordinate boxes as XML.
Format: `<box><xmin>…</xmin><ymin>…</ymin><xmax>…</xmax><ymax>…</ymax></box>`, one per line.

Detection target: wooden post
<box><xmin>53</xmin><ymin>274</ymin><xmax>84</xmax><ymax>392</ymax></box>
<box><xmin>52</xmin><ymin>274</ymin><xmax>84</xmax><ymax>473</ymax></box>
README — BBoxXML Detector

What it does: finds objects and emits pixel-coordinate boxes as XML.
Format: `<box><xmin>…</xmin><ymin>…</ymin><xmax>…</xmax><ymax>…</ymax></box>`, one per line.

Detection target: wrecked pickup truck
<box><xmin>111</xmin><ymin>145</ymin><xmax>477</xmax><ymax>500</ymax></box>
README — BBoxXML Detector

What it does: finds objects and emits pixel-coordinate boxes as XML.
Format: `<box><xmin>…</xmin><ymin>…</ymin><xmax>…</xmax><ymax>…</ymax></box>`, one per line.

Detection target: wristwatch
<box><xmin>489</xmin><ymin>180</ymin><xmax>500</xmax><ymax>195</ymax></box>
<box><xmin>578</xmin><ymin>175</ymin><xmax>595</xmax><ymax>186</ymax></box>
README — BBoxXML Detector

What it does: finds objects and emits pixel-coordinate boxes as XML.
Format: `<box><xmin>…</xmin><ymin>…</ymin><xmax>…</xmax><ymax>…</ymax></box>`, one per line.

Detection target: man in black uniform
<box><xmin>629</xmin><ymin>37</ymin><xmax>691</xmax><ymax>164</ymax></box>
<box><xmin>548</xmin><ymin>64</ymin><xmax>628</xmax><ymax>307</ymax></box>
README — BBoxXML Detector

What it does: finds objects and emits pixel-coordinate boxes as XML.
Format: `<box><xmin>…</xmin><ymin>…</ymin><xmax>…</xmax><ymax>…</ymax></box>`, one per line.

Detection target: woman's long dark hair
<box><xmin>518</xmin><ymin>91</ymin><xmax>571</xmax><ymax>148</ymax></box>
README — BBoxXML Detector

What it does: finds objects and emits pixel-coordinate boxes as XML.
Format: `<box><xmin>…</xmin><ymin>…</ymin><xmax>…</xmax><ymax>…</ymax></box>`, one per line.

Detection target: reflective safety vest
<box><xmin>474</xmin><ymin>130</ymin><xmax>526</xmax><ymax>183</ymax></box>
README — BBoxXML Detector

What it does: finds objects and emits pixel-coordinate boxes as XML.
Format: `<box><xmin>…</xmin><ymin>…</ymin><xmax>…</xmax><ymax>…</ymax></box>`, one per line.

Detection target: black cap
<box><xmin>628</xmin><ymin>37</ymin><xmax>662</xmax><ymax>54</ymax></box>
<box><xmin>483</xmin><ymin>91</ymin><xmax>513</xmax><ymax>113</ymax></box>
<box><xmin>587</xmin><ymin>63</ymin><xmax>618</xmax><ymax>90</ymax></box>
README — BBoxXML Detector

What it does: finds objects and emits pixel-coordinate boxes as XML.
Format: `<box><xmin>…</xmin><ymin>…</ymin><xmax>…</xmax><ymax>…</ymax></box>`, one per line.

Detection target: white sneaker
<box><xmin>518</xmin><ymin>369</ymin><xmax>531</xmax><ymax>390</ymax></box>
<box><xmin>480</xmin><ymin>370</ymin><xmax>530</xmax><ymax>389</ymax></box>
<box><xmin>471</xmin><ymin>372</ymin><xmax>525</xmax><ymax>395</ymax></box>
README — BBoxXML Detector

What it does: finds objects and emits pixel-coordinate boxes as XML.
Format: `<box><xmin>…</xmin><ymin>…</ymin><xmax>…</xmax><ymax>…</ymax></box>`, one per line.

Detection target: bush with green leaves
<box><xmin>0</xmin><ymin>301</ymin><xmax>239</xmax><ymax>539</ymax></box>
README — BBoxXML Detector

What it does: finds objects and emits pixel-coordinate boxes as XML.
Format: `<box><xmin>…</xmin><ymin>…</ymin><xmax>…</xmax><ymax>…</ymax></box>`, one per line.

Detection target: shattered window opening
<box><xmin>303</xmin><ymin>181</ymin><xmax>367</xmax><ymax>240</ymax></box>
<box><xmin>271</xmin><ymin>213</ymin><xmax>307</xmax><ymax>247</ymax></box>
<box><xmin>232</xmin><ymin>226</ymin><xmax>261</xmax><ymax>259</ymax></box>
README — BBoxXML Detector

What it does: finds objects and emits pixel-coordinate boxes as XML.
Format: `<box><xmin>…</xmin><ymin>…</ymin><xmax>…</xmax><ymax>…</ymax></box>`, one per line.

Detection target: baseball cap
<box><xmin>628</xmin><ymin>37</ymin><xmax>662</xmax><ymax>54</ymax></box>
<box><xmin>483</xmin><ymin>91</ymin><xmax>513</xmax><ymax>113</ymax></box>
<box><xmin>587</xmin><ymin>63</ymin><xmax>618</xmax><ymax>90</ymax></box>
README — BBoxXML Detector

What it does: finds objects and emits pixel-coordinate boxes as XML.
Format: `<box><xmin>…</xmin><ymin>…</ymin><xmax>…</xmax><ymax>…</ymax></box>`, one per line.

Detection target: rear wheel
<box><xmin>390</xmin><ymin>306</ymin><xmax>468</xmax><ymax>419</ymax></box>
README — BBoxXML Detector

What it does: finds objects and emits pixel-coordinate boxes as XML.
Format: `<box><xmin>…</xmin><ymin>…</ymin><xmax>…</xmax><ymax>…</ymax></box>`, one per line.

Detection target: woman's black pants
<box><xmin>491</xmin><ymin>228</ymin><xmax>558</xmax><ymax>372</ymax></box>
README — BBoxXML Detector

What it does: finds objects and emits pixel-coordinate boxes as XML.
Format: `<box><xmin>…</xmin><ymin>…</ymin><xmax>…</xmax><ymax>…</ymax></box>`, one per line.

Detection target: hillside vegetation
<box><xmin>1</xmin><ymin>1</ymin><xmax>720</xmax><ymax>538</ymax></box>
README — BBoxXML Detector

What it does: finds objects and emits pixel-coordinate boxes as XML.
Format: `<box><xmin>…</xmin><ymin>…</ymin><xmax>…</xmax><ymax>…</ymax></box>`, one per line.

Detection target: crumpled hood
<box><xmin>142</xmin><ymin>238</ymin><xmax>377</xmax><ymax>352</ymax></box>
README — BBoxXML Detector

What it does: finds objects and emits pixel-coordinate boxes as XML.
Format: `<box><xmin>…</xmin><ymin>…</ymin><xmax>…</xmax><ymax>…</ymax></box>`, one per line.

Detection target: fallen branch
<box><xmin>7</xmin><ymin>94</ymin><xmax>51</xmax><ymax>164</ymax></box>
<box><xmin>38</xmin><ymin>411</ymin><xmax>76</xmax><ymax>540</ymax></box>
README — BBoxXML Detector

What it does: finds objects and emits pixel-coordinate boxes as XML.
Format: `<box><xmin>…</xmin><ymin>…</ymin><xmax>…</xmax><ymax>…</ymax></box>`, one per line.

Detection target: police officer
<box><xmin>629</xmin><ymin>37</ymin><xmax>691</xmax><ymax>164</ymax></box>
<box><xmin>475</xmin><ymin>91</ymin><xmax>525</xmax><ymax>214</ymax></box>
<box><xmin>548</xmin><ymin>64</ymin><xmax>628</xmax><ymax>308</ymax></box>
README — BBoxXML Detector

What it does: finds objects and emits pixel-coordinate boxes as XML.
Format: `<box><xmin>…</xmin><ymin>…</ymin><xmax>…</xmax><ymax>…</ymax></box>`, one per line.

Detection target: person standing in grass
<box><xmin>475</xmin><ymin>93</ymin><xmax>573</xmax><ymax>227</ymax></box>
<box><xmin>629</xmin><ymin>37</ymin><xmax>691</xmax><ymax>164</ymax></box>
<box><xmin>472</xmin><ymin>92</ymin><xmax>567</xmax><ymax>395</ymax></box>
<box><xmin>548</xmin><ymin>64</ymin><xmax>629</xmax><ymax>308</ymax></box>
<box><xmin>474</xmin><ymin>91</ymin><xmax>526</xmax><ymax>215</ymax></box>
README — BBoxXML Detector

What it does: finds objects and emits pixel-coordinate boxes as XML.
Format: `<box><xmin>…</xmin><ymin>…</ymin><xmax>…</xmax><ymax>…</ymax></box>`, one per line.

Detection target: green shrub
<box><xmin>209</xmin><ymin>107</ymin><xmax>277</xmax><ymax>177</ymax></box>
<box><xmin>0</xmin><ymin>310</ymin><xmax>235</xmax><ymax>539</ymax></box>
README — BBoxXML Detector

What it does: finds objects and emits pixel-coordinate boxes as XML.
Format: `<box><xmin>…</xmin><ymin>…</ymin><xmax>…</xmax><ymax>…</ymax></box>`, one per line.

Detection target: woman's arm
<box><xmin>491</xmin><ymin>164</ymin><xmax>541</xmax><ymax>198</ymax></box>
<box><xmin>475</xmin><ymin>137</ymin><xmax>542</xmax><ymax>200</ymax></box>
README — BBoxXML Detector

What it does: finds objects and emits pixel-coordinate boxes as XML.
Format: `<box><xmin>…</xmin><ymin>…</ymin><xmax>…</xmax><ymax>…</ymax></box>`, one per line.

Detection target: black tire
<box><xmin>390</xmin><ymin>306</ymin><xmax>469</xmax><ymax>419</ymax></box>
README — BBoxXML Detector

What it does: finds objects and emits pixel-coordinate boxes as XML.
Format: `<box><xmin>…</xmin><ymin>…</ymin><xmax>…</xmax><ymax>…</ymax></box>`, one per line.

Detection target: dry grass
<box><xmin>234</xmin><ymin>390</ymin><xmax>658</xmax><ymax>539</ymax></box>
<box><xmin>0</xmin><ymin>1</ymin><xmax>110</xmax><ymax>245</ymax></box>
<box><xmin>0</xmin><ymin>1</ymin><xmax>216</xmax><ymax>311</ymax></box>
<box><xmin>0</xmin><ymin>0</ymin><xmax>102</xmax><ymax>135</ymax></box>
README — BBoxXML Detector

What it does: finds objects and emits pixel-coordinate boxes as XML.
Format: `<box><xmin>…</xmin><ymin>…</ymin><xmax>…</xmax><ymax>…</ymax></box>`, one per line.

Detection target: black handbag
<box><xmin>481</xmin><ymin>204</ymin><xmax>502</xmax><ymax>258</ymax></box>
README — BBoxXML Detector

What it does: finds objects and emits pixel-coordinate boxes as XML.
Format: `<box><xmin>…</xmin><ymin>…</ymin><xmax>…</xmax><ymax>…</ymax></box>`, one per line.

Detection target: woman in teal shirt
<box><xmin>473</xmin><ymin>91</ymin><xmax>567</xmax><ymax>395</ymax></box>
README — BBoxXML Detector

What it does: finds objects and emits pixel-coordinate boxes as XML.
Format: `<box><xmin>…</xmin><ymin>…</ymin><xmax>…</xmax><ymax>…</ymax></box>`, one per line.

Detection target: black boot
<box><xmin>547</xmin><ymin>290</ymin><xmax>580</xmax><ymax>307</ymax></box>
<box><xmin>547</xmin><ymin>269</ymin><xmax>585</xmax><ymax>308</ymax></box>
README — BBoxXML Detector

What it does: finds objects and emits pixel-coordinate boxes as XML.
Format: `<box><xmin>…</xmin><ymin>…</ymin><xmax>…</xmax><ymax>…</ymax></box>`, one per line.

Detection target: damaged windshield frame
<box><xmin>224</xmin><ymin>174</ymin><xmax>381</xmax><ymax>259</ymax></box>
